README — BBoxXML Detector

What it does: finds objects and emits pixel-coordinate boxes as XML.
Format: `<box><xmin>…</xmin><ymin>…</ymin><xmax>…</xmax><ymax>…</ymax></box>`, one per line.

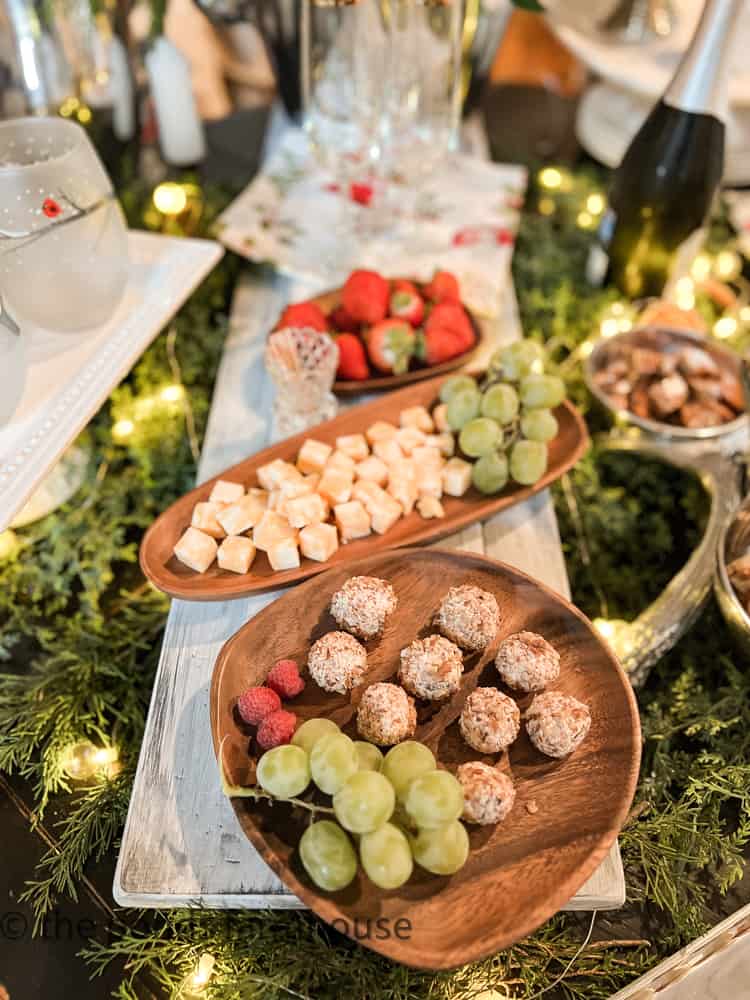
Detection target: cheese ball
<box><xmin>459</xmin><ymin>687</ymin><xmax>520</xmax><ymax>754</ymax></box>
<box><xmin>526</xmin><ymin>691</ymin><xmax>591</xmax><ymax>758</ymax></box>
<box><xmin>457</xmin><ymin>761</ymin><xmax>516</xmax><ymax>825</ymax></box>
<box><xmin>398</xmin><ymin>635</ymin><xmax>463</xmax><ymax>701</ymax></box>
<box><xmin>356</xmin><ymin>682</ymin><xmax>416</xmax><ymax>746</ymax></box>
<box><xmin>307</xmin><ymin>631</ymin><xmax>367</xmax><ymax>695</ymax></box>
<box><xmin>495</xmin><ymin>630</ymin><xmax>560</xmax><ymax>693</ymax></box>
<box><xmin>330</xmin><ymin>575</ymin><xmax>398</xmax><ymax>640</ymax></box>
<box><xmin>435</xmin><ymin>585</ymin><xmax>500</xmax><ymax>652</ymax></box>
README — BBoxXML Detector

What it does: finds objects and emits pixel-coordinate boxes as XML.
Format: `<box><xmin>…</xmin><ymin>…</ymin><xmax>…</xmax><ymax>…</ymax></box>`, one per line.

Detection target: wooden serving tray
<box><xmin>139</xmin><ymin>374</ymin><xmax>589</xmax><ymax>602</ymax></box>
<box><xmin>210</xmin><ymin>548</ymin><xmax>641</xmax><ymax>970</ymax></box>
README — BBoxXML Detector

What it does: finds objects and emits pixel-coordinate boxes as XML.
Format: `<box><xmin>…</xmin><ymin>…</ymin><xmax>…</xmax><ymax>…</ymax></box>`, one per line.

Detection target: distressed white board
<box><xmin>114</xmin><ymin>270</ymin><xmax>625</xmax><ymax>911</ymax></box>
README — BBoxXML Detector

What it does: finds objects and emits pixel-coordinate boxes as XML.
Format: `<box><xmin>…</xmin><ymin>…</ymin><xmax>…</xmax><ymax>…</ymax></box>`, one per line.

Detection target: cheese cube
<box><xmin>334</xmin><ymin>500</ymin><xmax>372</xmax><ymax>543</ymax></box>
<box><xmin>191</xmin><ymin>501</ymin><xmax>226</xmax><ymax>539</ymax></box>
<box><xmin>411</xmin><ymin>446</ymin><xmax>444</xmax><ymax>470</ymax></box>
<box><xmin>442</xmin><ymin>457</ymin><xmax>473</xmax><ymax>497</ymax></box>
<box><xmin>352</xmin><ymin>479</ymin><xmax>381</xmax><ymax>506</ymax></box>
<box><xmin>257</xmin><ymin>459</ymin><xmax>302</xmax><ymax>491</ymax></box>
<box><xmin>318</xmin><ymin>467</ymin><xmax>354</xmax><ymax>506</ymax></box>
<box><xmin>267</xmin><ymin>489</ymin><xmax>281</xmax><ymax>511</ymax></box>
<box><xmin>353</xmin><ymin>481</ymin><xmax>402</xmax><ymax>534</ymax></box>
<box><xmin>174</xmin><ymin>526</ymin><xmax>217</xmax><ymax>573</ymax></box>
<box><xmin>417</xmin><ymin>496</ymin><xmax>445</xmax><ymax>519</ymax></box>
<box><xmin>395</xmin><ymin>426</ymin><xmax>427</xmax><ymax>456</ymax></box>
<box><xmin>400</xmin><ymin>405</ymin><xmax>434</xmax><ymax>433</ymax></box>
<box><xmin>388</xmin><ymin>474</ymin><xmax>418</xmax><ymax>516</ymax></box>
<box><xmin>366</xmin><ymin>420</ymin><xmax>398</xmax><ymax>445</ymax></box>
<box><xmin>335</xmin><ymin>433</ymin><xmax>369</xmax><ymax>462</ymax></box>
<box><xmin>297</xmin><ymin>439</ymin><xmax>332</xmax><ymax>475</ymax></box>
<box><xmin>355</xmin><ymin>455</ymin><xmax>389</xmax><ymax>486</ymax></box>
<box><xmin>267</xmin><ymin>535</ymin><xmax>301</xmax><ymax>571</ymax></box>
<box><xmin>285</xmin><ymin>492</ymin><xmax>329</xmax><ymax>529</ymax></box>
<box><xmin>248</xmin><ymin>488</ymin><xmax>269</xmax><ymax>507</ymax></box>
<box><xmin>425</xmin><ymin>432</ymin><xmax>455</xmax><ymax>457</ymax></box>
<box><xmin>216</xmin><ymin>494</ymin><xmax>266</xmax><ymax>535</ymax></box>
<box><xmin>300</xmin><ymin>522</ymin><xmax>339</xmax><ymax>562</ymax></box>
<box><xmin>433</xmin><ymin>404</ymin><xmax>450</xmax><ymax>432</ymax></box>
<box><xmin>253</xmin><ymin>511</ymin><xmax>297</xmax><ymax>552</ymax></box>
<box><xmin>209</xmin><ymin>479</ymin><xmax>245</xmax><ymax>504</ymax></box>
<box><xmin>416</xmin><ymin>468</ymin><xmax>443</xmax><ymax>499</ymax></box>
<box><xmin>373</xmin><ymin>438</ymin><xmax>404</xmax><ymax>465</ymax></box>
<box><xmin>304</xmin><ymin>474</ymin><xmax>320</xmax><ymax>492</ymax></box>
<box><xmin>326</xmin><ymin>449</ymin><xmax>356</xmax><ymax>473</ymax></box>
<box><xmin>217</xmin><ymin>536</ymin><xmax>256</xmax><ymax>574</ymax></box>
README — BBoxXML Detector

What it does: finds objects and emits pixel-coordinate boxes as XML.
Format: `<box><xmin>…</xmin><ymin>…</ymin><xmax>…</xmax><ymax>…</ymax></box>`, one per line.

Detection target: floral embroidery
<box><xmin>349</xmin><ymin>182</ymin><xmax>373</xmax><ymax>207</ymax></box>
<box><xmin>452</xmin><ymin>225</ymin><xmax>515</xmax><ymax>248</ymax></box>
<box><xmin>42</xmin><ymin>198</ymin><xmax>63</xmax><ymax>219</ymax></box>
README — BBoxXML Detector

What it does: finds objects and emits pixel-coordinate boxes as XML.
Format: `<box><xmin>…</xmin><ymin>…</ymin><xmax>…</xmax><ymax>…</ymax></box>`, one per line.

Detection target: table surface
<box><xmin>113</xmin><ymin>266</ymin><xmax>625</xmax><ymax>911</ymax></box>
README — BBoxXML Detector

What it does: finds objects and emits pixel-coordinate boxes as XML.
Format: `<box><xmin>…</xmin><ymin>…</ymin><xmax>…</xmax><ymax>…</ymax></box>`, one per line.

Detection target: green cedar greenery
<box><xmin>1</xmin><ymin>172</ymin><xmax>749</xmax><ymax>998</ymax></box>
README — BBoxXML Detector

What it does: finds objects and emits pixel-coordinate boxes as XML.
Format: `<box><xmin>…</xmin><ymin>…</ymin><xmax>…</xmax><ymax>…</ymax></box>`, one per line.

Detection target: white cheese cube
<box><xmin>417</xmin><ymin>496</ymin><xmax>445</xmax><ymax>519</ymax></box>
<box><xmin>191</xmin><ymin>501</ymin><xmax>226</xmax><ymax>539</ymax></box>
<box><xmin>285</xmin><ymin>492</ymin><xmax>330</xmax><ymax>529</ymax></box>
<box><xmin>335</xmin><ymin>433</ymin><xmax>369</xmax><ymax>462</ymax></box>
<box><xmin>400</xmin><ymin>405</ymin><xmax>434</xmax><ymax>433</ymax></box>
<box><xmin>267</xmin><ymin>535</ymin><xmax>301</xmax><ymax>571</ymax></box>
<box><xmin>304</xmin><ymin>474</ymin><xmax>320</xmax><ymax>492</ymax></box>
<box><xmin>373</xmin><ymin>439</ymin><xmax>404</xmax><ymax>465</ymax></box>
<box><xmin>257</xmin><ymin>458</ymin><xmax>302</xmax><ymax>491</ymax></box>
<box><xmin>318</xmin><ymin>467</ymin><xmax>354</xmax><ymax>506</ymax></box>
<box><xmin>326</xmin><ymin>449</ymin><xmax>356</xmax><ymax>473</ymax></box>
<box><xmin>300</xmin><ymin>522</ymin><xmax>339</xmax><ymax>562</ymax></box>
<box><xmin>355</xmin><ymin>455</ymin><xmax>389</xmax><ymax>486</ymax></box>
<box><xmin>297</xmin><ymin>439</ymin><xmax>332</xmax><ymax>475</ymax></box>
<box><xmin>217</xmin><ymin>536</ymin><xmax>256</xmax><ymax>574</ymax></box>
<box><xmin>216</xmin><ymin>494</ymin><xmax>266</xmax><ymax>535</ymax></box>
<box><xmin>425</xmin><ymin>432</ymin><xmax>455</xmax><ymax>457</ymax></box>
<box><xmin>388</xmin><ymin>474</ymin><xmax>418</xmax><ymax>516</ymax></box>
<box><xmin>248</xmin><ymin>488</ymin><xmax>269</xmax><ymax>507</ymax></box>
<box><xmin>433</xmin><ymin>404</ymin><xmax>450</xmax><ymax>432</ymax></box>
<box><xmin>366</xmin><ymin>420</ymin><xmax>398</xmax><ymax>445</ymax></box>
<box><xmin>353</xmin><ymin>481</ymin><xmax>402</xmax><ymax>534</ymax></box>
<box><xmin>411</xmin><ymin>446</ymin><xmax>444</xmax><ymax>470</ymax></box>
<box><xmin>395</xmin><ymin>426</ymin><xmax>427</xmax><ymax>456</ymax></box>
<box><xmin>253</xmin><ymin>511</ymin><xmax>297</xmax><ymax>552</ymax></box>
<box><xmin>416</xmin><ymin>468</ymin><xmax>443</xmax><ymax>499</ymax></box>
<box><xmin>334</xmin><ymin>500</ymin><xmax>372</xmax><ymax>543</ymax></box>
<box><xmin>174</xmin><ymin>526</ymin><xmax>217</xmax><ymax>573</ymax></box>
<box><xmin>352</xmin><ymin>479</ymin><xmax>381</xmax><ymax>506</ymax></box>
<box><xmin>442</xmin><ymin>457</ymin><xmax>473</xmax><ymax>497</ymax></box>
<box><xmin>209</xmin><ymin>479</ymin><xmax>245</xmax><ymax>504</ymax></box>
<box><xmin>267</xmin><ymin>489</ymin><xmax>281</xmax><ymax>511</ymax></box>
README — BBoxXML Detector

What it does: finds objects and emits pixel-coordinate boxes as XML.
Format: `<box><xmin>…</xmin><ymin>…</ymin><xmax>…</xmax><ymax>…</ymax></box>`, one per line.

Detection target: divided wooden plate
<box><xmin>210</xmin><ymin>548</ymin><xmax>641</xmax><ymax>970</ymax></box>
<box><xmin>303</xmin><ymin>284</ymin><xmax>485</xmax><ymax>395</ymax></box>
<box><xmin>140</xmin><ymin>374</ymin><xmax>589</xmax><ymax>602</ymax></box>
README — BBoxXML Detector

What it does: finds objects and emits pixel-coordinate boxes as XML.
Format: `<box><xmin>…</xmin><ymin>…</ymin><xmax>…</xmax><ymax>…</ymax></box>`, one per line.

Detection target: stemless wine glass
<box><xmin>0</xmin><ymin>117</ymin><xmax>128</xmax><ymax>332</ymax></box>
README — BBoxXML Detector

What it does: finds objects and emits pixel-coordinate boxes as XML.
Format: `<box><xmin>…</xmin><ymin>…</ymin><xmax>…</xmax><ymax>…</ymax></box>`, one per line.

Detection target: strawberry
<box><xmin>426</xmin><ymin>302</ymin><xmax>475</xmax><ymax>351</ymax></box>
<box><xmin>342</xmin><ymin>269</ymin><xmax>389</xmax><ymax>325</ymax></box>
<box><xmin>417</xmin><ymin>327</ymin><xmax>467</xmax><ymax>366</ymax></box>
<box><xmin>328</xmin><ymin>304</ymin><xmax>358</xmax><ymax>332</ymax></box>
<box><xmin>392</xmin><ymin>279</ymin><xmax>419</xmax><ymax>296</ymax></box>
<box><xmin>336</xmin><ymin>333</ymin><xmax>370</xmax><ymax>381</ymax></box>
<box><xmin>423</xmin><ymin>270</ymin><xmax>461</xmax><ymax>304</ymax></box>
<box><xmin>389</xmin><ymin>287</ymin><xmax>424</xmax><ymax>326</ymax></box>
<box><xmin>366</xmin><ymin>319</ymin><xmax>416</xmax><ymax>374</ymax></box>
<box><xmin>277</xmin><ymin>301</ymin><xmax>328</xmax><ymax>332</ymax></box>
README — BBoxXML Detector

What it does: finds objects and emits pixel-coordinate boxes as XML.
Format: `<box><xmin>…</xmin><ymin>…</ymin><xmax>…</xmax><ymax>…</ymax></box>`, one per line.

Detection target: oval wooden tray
<box><xmin>139</xmin><ymin>374</ymin><xmax>589</xmax><ymax>601</ymax></box>
<box><xmin>210</xmin><ymin>548</ymin><xmax>641</xmax><ymax>970</ymax></box>
<box><xmin>304</xmin><ymin>284</ymin><xmax>484</xmax><ymax>396</ymax></box>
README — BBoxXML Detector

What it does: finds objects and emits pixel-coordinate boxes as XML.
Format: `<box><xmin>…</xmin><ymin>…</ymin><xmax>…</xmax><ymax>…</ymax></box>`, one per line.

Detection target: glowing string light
<box><xmin>714</xmin><ymin>316</ymin><xmax>738</xmax><ymax>339</ymax></box>
<box><xmin>180</xmin><ymin>953</ymin><xmax>216</xmax><ymax>997</ymax></box>
<box><xmin>691</xmin><ymin>254</ymin><xmax>712</xmax><ymax>282</ymax></box>
<box><xmin>153</xmin><ymin>182</ymin><xmax>188</xmax><ymax>216</ymax></box>
<box><xmin>586</xmin><ymin>192</ymin><xmax>605</xmax><ymax>215</ymax></box>
<box><xmin>0</xmin><ymin>530</ymin><xmax>18</xmax><ymax>561</ymax></box>
<box><xmin>161</xmin><ymin>384</ymin><xmax>185</xmax><ymax>402</ymax></box>
<box><xmin>61</xmin><ymin>741</ymin><xmax>120</xmax><ymax>781</ymax></box>
<box><xmin>112</xmin><ymin>418</ymin><xmax>134</xmax><ymax>441</ymax></box>
<box><xmin>715</xmin><ymin>249</ymin><xmax>741</xmax><ymax>282</ymax></box>
<box><xmin>674</xmin><ymin>277</ymin><xmax>695</xmax><ymax>311</ymax></box>
<box><xmin>538</xmin><ymin>167</ymin><xmax>563</xmax><ymax>190</ymax></box>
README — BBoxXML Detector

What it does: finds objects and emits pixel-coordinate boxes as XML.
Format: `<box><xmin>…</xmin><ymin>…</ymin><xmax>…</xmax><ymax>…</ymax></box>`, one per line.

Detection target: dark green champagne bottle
<box><xmin>588</xmin><ymin>0</ymin><xmax>742</xmax><ymax>299</ymax></box>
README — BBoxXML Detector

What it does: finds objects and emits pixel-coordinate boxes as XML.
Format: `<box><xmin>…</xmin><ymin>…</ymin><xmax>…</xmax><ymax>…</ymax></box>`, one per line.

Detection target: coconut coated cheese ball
<box><xmin>329</xmin><ymin>575</ymin><xmax>398</xmax><ymax>640</ymax></box>
<box><xmin>525</xmin><ymin>691</ymin><xmax>591</xmax><ymax>758</ymax></box>
<box><xmin>457</xmin><ymin>761</ymin><xmax>516</xmax><ymax>825</ymax></box>
<box><xmin>356</xmin><ymin>682</ymin><xmax>417</xmax><ymax>746</ymax></box>
<box><xmin>459</xmin><ymin>687</ymin><xmax>520</xmax><ymax>754</ymax></box>
<box><xmin>307</xmin><ymin>631</ymin><xmax>367</xmax><ymax>694</ymax></box>
<box><xmin>495</xmin><ymin>630</ymin><xmax>560</xmax><ymax>693</ymax></box>
<box><xmin>398</xmin><ymin>634</ymin><xmax>463</xmax><ymax>701</ymax></box>
<box><xmin>434</xmin><ymin>584</ymin><xmax>500</xmax><ymax>652</ymax></box>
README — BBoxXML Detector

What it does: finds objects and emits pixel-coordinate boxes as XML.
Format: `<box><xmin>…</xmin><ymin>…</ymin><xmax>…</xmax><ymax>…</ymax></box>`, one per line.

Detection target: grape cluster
<box><xmin>440</xmin><ymin>341</ymin><xmax>566</xmax><ymax>495</ymax></box>
<box><xmin>256</xmin><ymin>719</ymin><xmax>469</xmax><ymax>892</ymax></box>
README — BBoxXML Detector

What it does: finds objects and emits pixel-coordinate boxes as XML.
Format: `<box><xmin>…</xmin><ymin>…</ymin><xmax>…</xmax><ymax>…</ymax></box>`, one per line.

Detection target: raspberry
<box><xmin>267</xmin><ymin>659</ymin><xmax>305</xmax><ymax>699</ymax></box>
<box><xmin>257</xmin><ymin>709</ymin><xmax>297</xmax><ymax>750</ymax></box>
<box><xmin>237</xmin><ymin>686</ymin><xmax>281</xmax><ymax>726</ymax></box>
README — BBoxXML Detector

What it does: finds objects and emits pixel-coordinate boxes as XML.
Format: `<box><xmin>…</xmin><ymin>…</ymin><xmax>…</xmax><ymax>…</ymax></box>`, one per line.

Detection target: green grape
<box><xmin>481</xmin><ymin>383</ymin><xmax>519</xmax><ymax>424</ymax></box>
<box><xmin>299</xmin><ymin>820</ymin><xmax>357</xmax><ymax>892</ymax></box>
<box><xmin>310</xmin><ymin>733</ymin><xmax>358</xmax><ymax>795</ymax></box>
<box><xmin>458</xmin><ymin>418</ymin><xmax>502</xmax><ymax>458</ymax></box>
<box><xmin>403</xmin><ymin>769</ymin><xmax>464</xmax><ymax>829</ymax></box>
<box><xmin>439</xmin><ymin>374</ymin><xmax>478</xmax><ymax>404</ymax></box>
<box><xmin>359</xmin><ymin>822</ymin><xmax>413</xmax><ymax>889</ymax></box>
<box><xmin>333</xmin><ymin>771</ymin><xmax>395</xmax><ymax>833</ymax></box>
<box><xmin>519</xmin><ymin>374</ymin><xmax>566</xmax><ymax>409</ymax></box>
<box><xmin>446</xmin><ymin>387</ymin><xmax>481</xmax><ymax>431</ymax></box>
<box><xmin>510</xmin><ymin>440</ymin><xmax>548</xmax><ymax>486</ymax></box>
<box><xmin>354</xmin><ymin>741</ymin><xmax>383</xmax><ymax>772</ymax></box>
<box><xmin>409</xmin><ymin>821</ymin><xmax>470</xmax><ymax>875</ymax></box>
<box><xmin>292</xmin><ymin>718</ymin><xmax>340</xmax><ymax>757</ymax></box>
<box><xmin>520</xmin><ymin>408</ymin><xmax>559</xmax><ymax>443</ymax></box>
<box><xmin>382</xmin><ymin>741</ymin><xmax>436</xmax><ymax>801</ymax></box>
<box><xmin>471</xmin><ymin>452</ymin><xmax>509</xmax><ymax>495</ymax></box>
<box><xmin>256</xmin><ymin>745</ymin><xmax>311</xmax><ymax>799</ymax></box>
<box><xmin>494</xmin><ymin>341</ymin><xmax>545</xmax><ymax>380</ymax></box>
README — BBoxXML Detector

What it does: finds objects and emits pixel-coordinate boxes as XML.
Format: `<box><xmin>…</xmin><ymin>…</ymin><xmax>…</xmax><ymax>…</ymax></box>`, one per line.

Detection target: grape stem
<box><xmin>218</xmin><ymin>738</ymin><xmax>335</xmax><ymax>816</ymax></box>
